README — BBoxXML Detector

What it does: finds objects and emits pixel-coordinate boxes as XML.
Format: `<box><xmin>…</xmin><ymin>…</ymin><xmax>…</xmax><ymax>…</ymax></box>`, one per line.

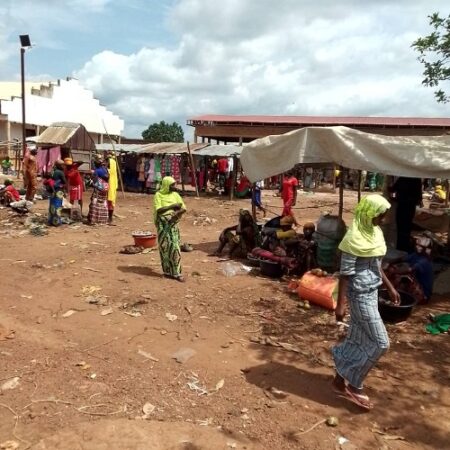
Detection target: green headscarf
<box><xmin>338</xmin><ymin>194</ymin><xmax>391</xmax><ymax>258</ymax></box>
<box><xmin>159</xmin><ymin>176</ymin><xmax>176</xmax><ymax>194</ymax></box>
<box><xmin>153</xmin><ymin>176</ymin><xmax>185</xmax><ymax>223</ymax></box>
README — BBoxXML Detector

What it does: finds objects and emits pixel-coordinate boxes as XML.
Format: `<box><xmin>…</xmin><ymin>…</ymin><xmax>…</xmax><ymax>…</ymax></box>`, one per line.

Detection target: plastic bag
<box><xmin>222</xmin><ymin>262</ymin><xmax>252</xmax><ymax>277</ymax></box>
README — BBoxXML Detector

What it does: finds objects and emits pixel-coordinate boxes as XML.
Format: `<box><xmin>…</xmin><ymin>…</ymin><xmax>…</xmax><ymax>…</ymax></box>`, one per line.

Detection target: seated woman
<box><xmin>0</xmin><ymin>179</ymin><xmax>20</xmax><ymax>206</ymax></box>
<box><xmin>214</xmin><ymin>209</ymin><xmax>260</xmax><ymax>258</ymax></box>
<box><xmin>386</xmin><ymin>236</ymin><xmax>433</xmax><ymax>304</ymax></box>
<box><xmin>431</xmin><ymin>185</ymin><xmax>446</xmax><ymax>204</ymax></box>
<box><xmin>235</xmin><ymin>174</ymin><xmax>251</xmax><ymax>198</ymax></box>
<box><xmin>250</xmin><ymin>215</ymin><xmax>299</xmax><ymax>270</ymax></box>
<box><xmin>262</xmin><ymin>215</ymin><xmax>297</xmax><ymax>253</ymax></box>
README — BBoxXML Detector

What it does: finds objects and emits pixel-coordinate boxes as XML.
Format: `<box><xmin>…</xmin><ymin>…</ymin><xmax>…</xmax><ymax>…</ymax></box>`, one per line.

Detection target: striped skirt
<box><xmin>332</xmin><ymin>286</ymin><xmax>389</xmax><ymax>389</ymax></box>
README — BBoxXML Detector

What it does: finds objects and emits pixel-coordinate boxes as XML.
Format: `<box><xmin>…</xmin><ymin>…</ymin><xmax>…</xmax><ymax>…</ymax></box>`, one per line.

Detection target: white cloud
<box><xmin>74</xmin><ymin>0</ymin><xmax>450</xmax><ymax>138</ymax></box>
<box><xmin>2</xmin><ymin>0</ymin><xmax>448</xmax><ymax>138</ymax></box>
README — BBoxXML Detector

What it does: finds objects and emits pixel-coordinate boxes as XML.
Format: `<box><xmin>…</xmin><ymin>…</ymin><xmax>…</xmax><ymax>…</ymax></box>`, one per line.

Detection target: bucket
<box><xmin>132</xmin><ymin>232</ymin><xmax>157</xmax><ymax>248</ymax></box>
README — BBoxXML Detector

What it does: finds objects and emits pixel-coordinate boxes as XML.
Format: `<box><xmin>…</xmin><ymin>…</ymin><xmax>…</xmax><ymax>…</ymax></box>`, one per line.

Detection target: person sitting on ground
<box><xmin>386</xmin><ymin>235</ymin><xmax>434</xmax><ymax>304</ymax></box>
<box><xmin>1</xmin><ymin>156</ymin><xmax>12</xmax><ymax>175</ymax></box>
<box><xmin>214</xmin><ymin>209</ymin><xmax>261</xmax><ymax>258</ymax></box>
<box><xmin>296</xmin><ymin>222</ymin><xmax>318</xmax><ymax>275</ymax></box>
<box><xmin>235</xmin><ymin>173</ymin><xmax>251</xmax><ymax>198</ymax></box>
<box><xmin>0</xmin><ymin>179</ymin><xmax>20</xmax><ymax>206</ymax></box>
<box><xmin>431</xmin><ymin>185</ymin><xmax>446</xmax><ymax>204</ymax></box>
<box><xmin>262</xmin><ymin>215</ymin><xmax>297</xmax><ymax>254</ymax></box>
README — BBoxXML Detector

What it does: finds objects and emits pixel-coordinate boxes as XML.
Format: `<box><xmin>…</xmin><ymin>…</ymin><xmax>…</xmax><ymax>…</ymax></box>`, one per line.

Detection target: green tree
<box><xmin>141</xmin><ymin>121</ymin><xmax>184</xmax><ymax>142</ymax></box>
<box><xmin>412</xmin><ymin>13</ymin><xmax>450</xmax><ymax>103</ymax></box>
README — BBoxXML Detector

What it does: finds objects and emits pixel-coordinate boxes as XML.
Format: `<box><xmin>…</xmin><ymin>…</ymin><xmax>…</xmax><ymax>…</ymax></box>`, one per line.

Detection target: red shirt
<box><xmin>66</xmin><ymin>165</ymin><xmax>83</xmax><ymax>188</ymax></box>
<box><xmin>282</xmin><ymin>176</ymin><xmax>298</xmax><ymax>202</ymax></box>
<box><xmin>6</xmin><ymin>185</ymin><xmax>20</xmax><ymax>201</ymax></box>
<box><xmin>217</xmin><ymin>158</ymin><xmax>229</xmax><ymax>173</ymax></box>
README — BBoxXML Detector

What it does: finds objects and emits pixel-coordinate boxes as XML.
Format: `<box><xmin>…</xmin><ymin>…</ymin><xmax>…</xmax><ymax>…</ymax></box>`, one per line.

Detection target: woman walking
<box><xmin>332</xmin><ymin>194</ymin><xmax>400</xmax><ymax>410</ymax></box>
<box><xmin>87</xmin><ymin>160</ymin><xmax>109</xmax><ymax>225</ymax></box>
<box><xmin>153</xmin><ymin>176</ymin><xmax>186</xmax><ymax>281</ymax></box>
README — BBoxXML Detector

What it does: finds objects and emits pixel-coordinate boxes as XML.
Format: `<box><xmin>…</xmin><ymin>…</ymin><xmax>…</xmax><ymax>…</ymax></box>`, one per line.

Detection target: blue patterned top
<box><xmin>340</xmin><ymin>252</ymin><xmax>383</xmax><ymax>292</ymax></box>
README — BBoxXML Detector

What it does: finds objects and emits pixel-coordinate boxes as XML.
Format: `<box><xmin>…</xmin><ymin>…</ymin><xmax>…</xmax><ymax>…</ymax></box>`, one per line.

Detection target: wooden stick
<box><xmin>251</xmin><ymin>183</ymin><xmax>257</xmax><ymax>220</ymax></box>
<box><xmin>338</xmin><ymin>166</ymin><xmax>344</xmax><ymax>219</ymax></box>
<box><xmin>187</xmin><ymin>141</ymin><xmax>199</xmax><ymax>198</ymax></box>
<box><xmin>357</xmin><ymin>170</ymin><xmax>362</xmax><ymax>202</ymax></box>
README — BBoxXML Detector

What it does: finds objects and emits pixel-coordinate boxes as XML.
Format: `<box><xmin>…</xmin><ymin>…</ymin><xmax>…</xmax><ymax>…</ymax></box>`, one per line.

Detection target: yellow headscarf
<box><xmin>339</xmin><ymin>194</ymin><xmax>391</xmax><ymax>257</ymax></box>
<box><xmin>153</xmin><ymin>176</ymin><xmax>186</xmax><ymax>222</ymax></box>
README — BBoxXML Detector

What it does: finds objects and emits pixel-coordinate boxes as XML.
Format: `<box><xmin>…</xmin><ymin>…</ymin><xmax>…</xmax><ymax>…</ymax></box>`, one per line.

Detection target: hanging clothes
<box><xmin>171</xmin><ymin>155</ymin><xmax>181</xmax><ymax>183</ymax></box>
<box><xmin>137</xmin><ymin>157</ymin><xmax>145</xmax><ymax>182</ymax></box>
<box><xmin>36</xmin><ymin>147</ymin><xmax>61</xmax><ymax>174</ymax></box>
<box><xmin>227</xmin><ymin>157</ymin><xmax>234</xmax><ymax>175</ymax></box>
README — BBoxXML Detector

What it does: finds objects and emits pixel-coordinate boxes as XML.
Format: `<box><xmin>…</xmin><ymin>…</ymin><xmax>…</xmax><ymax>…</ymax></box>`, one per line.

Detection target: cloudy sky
<box><xmin>0</xmin><ymin>0</ymin><xmax>449</xmax><ymax>138</ymax></box>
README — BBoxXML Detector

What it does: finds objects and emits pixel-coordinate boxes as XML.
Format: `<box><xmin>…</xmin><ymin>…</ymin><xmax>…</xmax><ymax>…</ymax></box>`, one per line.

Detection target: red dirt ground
<box><xmin>0</xmin><ymin>189</ymin><xmax>449</xmax><ymax>450</ymax></box>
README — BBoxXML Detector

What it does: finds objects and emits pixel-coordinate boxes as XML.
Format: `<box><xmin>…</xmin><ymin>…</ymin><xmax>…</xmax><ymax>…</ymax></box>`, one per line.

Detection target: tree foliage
<box><xmin>412</xmin><ymin>13</ymin><xmax>450</xmax><ymax>103</ymax></box>
<box><xmin>141</xmin><ymin>121</ymin><xmax>184</xmax><ymax>143</ymax></box>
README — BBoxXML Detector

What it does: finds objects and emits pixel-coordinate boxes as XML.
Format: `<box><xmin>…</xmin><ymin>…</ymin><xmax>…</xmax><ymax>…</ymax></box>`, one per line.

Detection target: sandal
<box><xmin>339</xmin><ymin>386</ymin><xmax>373</xmax><ymax>411</ymax></box>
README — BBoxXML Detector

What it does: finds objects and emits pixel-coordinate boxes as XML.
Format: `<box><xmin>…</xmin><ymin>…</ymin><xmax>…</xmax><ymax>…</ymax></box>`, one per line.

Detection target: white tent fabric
<box><xmin>240</xmin><ymin>126</ymin><xmax>450</xmax><ymax>182</ymax></box>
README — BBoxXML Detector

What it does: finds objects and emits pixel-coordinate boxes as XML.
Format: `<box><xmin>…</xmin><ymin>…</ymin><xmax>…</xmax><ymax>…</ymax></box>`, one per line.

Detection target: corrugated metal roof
<box><xmin>193</xmin><ymin>144</ymin><xmax>242</xmax><ymax>157</ymax></box>
<box><xmin>35</xmin><ymin>122</ymin><xmax>80</xmax><ymax>145</ymax></box>
<box><xmin>187</xmin><ymin>114</ymin><xmax>450</xmax><ymax>127</ymax></box>
<box><xmin>96</xmin><ymin>142</ymin><xmax>208</xmax><ymax>154</ymax></box>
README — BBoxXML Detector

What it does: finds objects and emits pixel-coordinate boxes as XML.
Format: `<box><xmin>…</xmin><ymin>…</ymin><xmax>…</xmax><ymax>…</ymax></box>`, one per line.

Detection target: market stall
<box><xmin>96</xmin><ymin>142</ymin><xmax>208</xmax><ymax>193</ymax></box>
<box><xmin>240</xmin><ymin>125</ymin><xmax>450</xmax><ymax>246</ymax></box>
<box><xmin>34</xmin><ymin>122</ymin><xmax>96</xmax><ymax>174</ymax></box>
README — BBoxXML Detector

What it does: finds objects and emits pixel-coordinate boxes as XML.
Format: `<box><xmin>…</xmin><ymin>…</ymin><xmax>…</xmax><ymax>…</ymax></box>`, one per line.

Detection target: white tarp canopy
<box><xmin>240</xmin><ymin>126</ymin><xmax>450</xmax><ymax>182</ymax></box>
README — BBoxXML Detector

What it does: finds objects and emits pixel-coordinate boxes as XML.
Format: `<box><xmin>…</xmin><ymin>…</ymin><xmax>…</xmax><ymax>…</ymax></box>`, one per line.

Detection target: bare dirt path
<box><xmin>0</xmin><ymin>190</ymin><xmax>449</xmax><ymax>450</ymax></box>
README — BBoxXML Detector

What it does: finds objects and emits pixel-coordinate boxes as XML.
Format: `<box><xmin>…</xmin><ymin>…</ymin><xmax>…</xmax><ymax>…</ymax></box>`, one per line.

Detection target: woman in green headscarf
<box><xmin>153</xmin><ymin>176</ymin><xmax>187</xmax><ymax>281</ymax></box>
<box><xmin>332</xmin><ymin>194</ymin><xmax>400</xmax><ymax>411</ymax></box>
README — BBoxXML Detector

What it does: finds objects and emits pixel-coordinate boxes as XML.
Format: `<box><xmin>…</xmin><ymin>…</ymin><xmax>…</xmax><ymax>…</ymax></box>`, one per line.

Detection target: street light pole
<box><xmin>20</xmin><ymin>46</ymin><xmax>26</xmax><ymax>164</ymax></box>
<box><xmin>19</xmin><ymin>34</ymin><xmax>31</xmax><ymax>178</ymax></box>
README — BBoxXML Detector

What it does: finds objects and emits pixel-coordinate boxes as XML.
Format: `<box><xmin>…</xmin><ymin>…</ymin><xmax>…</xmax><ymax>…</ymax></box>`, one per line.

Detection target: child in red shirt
<box><xmin>1</xmin><ymin>180</ymin><xmax>20</xmax><ymax>205</ymax></box>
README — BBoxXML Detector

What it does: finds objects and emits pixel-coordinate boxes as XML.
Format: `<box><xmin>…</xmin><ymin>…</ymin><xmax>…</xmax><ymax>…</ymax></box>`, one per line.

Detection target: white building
<box><xmin>0</xmin><ymin>78</ymin><xmax>124</xmax><ymax>157</ymax></box>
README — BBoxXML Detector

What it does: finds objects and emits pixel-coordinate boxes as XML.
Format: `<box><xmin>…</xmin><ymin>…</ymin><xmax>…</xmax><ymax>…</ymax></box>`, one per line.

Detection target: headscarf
<box><xmin>153</xmin><ymin>176</ymin><xmax>185</xmax><ymax>223</ymax></box>
<box><xmin>64</xmin><ymin>157</ymin><xmax>73</xmax><ymax>165</ymax></box>
<box><xmin>338</xmin><ymin>194</ymin><xmax>391</xmax><ymax>257</ymax></box>
<box><xmin>238</xmin><ymin>209</ymin><xmax>261</xmax><ymax>247</ymax></box>
<box><xmin>159</xmin><ymin>176</ymin><xmax>176</xmax><ymax>195</ymax></box>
